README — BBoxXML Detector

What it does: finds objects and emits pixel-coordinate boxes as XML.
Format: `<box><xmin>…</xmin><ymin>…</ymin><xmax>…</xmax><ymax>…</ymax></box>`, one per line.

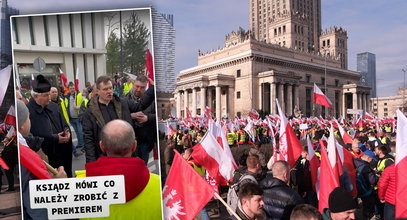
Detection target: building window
<box><xmin>384</xmin><ymin>108</ymin><xmax>388</xmax><ymax>112</ymax></box>
<box><xmin>283</xmin><ymin>25</ymin><xmax>286</xmax><ymax>33</ymax></box>
<box><xmin>327</xmin><ymin>39</ymin><xmax>330</xmax><ymax>46</ymax></box>
<box><xmin>306</xmin><ymin>75</ymin><xmax>311</xmax><ymax>83</ymax></box>
<box><xmin>237</xmin><ymin>91</ymin><xmax>241</xmax><ymax>99</ymax></box>
<box><xmin>237</xmin><ymin>112</ymin><xmax>242</xmax><ymax>118</ymax></box>
<box><xmin>322</xmin><ymin>40</ymin><xmax>325</xmax><ymax>47</ymax></box>
<box><xmin>237</xmin><ymin>69</ymin><xmax>241</xmax><ymax>77</ymax></box>
<box><xmin>43</xmin><ymin>16</ymin><xmax>49</xmax><ymax>46</ymax></box>
<box><xmin>321</xmin><ymin>77</ymin><xmax>325</xmax><ymax>85</ymax></box>
<box><xmin>374</xmin><ymin>103</ymin><xmax>377</xmax><ymax>106</ymax></box>
<box><xmin>335</xmin><ymin>79</ymin><xmax>339</xmax><ymax>87</ymax></box>
<box><xmin>28</xmin><ymin>17</ymin><xmax>35</xmax><ymax>45</ymax></box>
<box><xmin>384</xmin><ymin>113</ymin><xmax>388</xmax><ymax>116</ymax></box>
<box><xmin>384</xmin><ymin>103</ymin><xmax>387</xmax><ymax>106</ymax></box>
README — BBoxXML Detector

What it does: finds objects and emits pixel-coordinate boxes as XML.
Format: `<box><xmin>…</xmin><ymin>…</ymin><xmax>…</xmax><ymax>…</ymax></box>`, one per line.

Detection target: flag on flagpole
<box><xmin>248</xmin><ymin>109</ymin><xmax>259</xmax><ymax>120</ymax></box>
<box><xmin>192</xmin><ymin>131</ymin><xmax>235</xmax><ymax>185</ymax></box>
<box><xmin>58</xmin><ymin>67</ymin><xmax>68</xmax><ymax>86</ymax></box>
<box><xmin>335</xmin><ymin>142</ymin><xmax>358</xmax><ymax>197</ymax></box>
<box><xmin>0</xmin><ymin>65</ymin><xmax>12</xmax><ymax>107</ymax></box>
<box><xmin>18</xmin><ymin>133</ymin><xmax>52</xmax><ymax>179</ymax></box>
<box><xmin>75</xmin><ymin>67</ymin><xmax>80</xmax><ymax>93</ymax></box>
<box><xmin>276</xmin><ymin>99</ymin><xmax>303</xmax><ymax>168</ymax></box>
<box><xmin>313</xmin><ymin>83</ymin><xmax>332</xmax><ymax>108</ymax></box>
<box><xmin>4</xmin><ymin>105</ymin><xmax>16</xmax><ymax>127</ymax></box>
<box><xmin>145</xmin><ymin>49</ymin><xmax>154</xmax><ymax>87</ymax></box>
<box><xmin>336</xmin><ymin>120</ymin><xmax>353</xmax><ymax>144</ymax></box>
<box><xmin>396</xmin><ymin>110</ymin><xmax>407</xmax><ymax>218</ymax></box>
<box><xmin>163</xmin><ymin>150</ymin><xmax>215</xmax><ymax>220</ymax></box>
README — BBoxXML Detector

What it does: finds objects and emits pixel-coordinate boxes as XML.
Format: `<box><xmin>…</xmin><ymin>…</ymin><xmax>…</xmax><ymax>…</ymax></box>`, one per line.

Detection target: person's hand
<box><xmin>53</xmin><ymin>166</ymin><xmax>67</xmax><ymax>178</ymax></box>
<box><xmin>147</xmin><ymin>77</ymin><xmax>154</xmax><ymax>86</ymax></box>
<box><xmin>58</xmin><ymin>131</ymin><xmax>70</xmax><ymax>144</ymax></box>
<box><xmin>131</xmin><ymin>112</ymin><xmax>148</xmax><ymax>123</ymax></box>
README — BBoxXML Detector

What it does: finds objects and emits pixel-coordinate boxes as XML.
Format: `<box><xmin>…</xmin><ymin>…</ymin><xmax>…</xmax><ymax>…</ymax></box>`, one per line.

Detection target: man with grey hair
<box><xmin>85</xmin><ymin>119</ymin><xmax>162</xmax><ymax>219</ymax></box>
<box><xmin>260</xmin><ymin>160</ymin><xmax>303</xmax><ymax>220</ymax></box>
<box><xmin>26</xmin><ymin>75</ymin><xmax>73</xmax><ymax>177</ymax></box>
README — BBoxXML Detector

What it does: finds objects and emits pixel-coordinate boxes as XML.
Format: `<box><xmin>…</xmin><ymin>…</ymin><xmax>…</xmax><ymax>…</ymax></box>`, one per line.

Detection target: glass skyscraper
<box><xmin>357</xmin><ymin>52</ymin><xmax>376</xmax><ymax>97</ymax></box>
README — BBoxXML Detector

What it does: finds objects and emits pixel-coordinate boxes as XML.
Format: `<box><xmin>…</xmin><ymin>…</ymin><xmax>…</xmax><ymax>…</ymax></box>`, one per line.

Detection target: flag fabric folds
<box><xmin>4</xmin><ymin>105</ymin><xmax>16</xmax><ymax>127</ymax></box>
<box><xmin>58</xmin><ymin>67</ymin><xmax>67</xmax><ymax>86</ymax></box>
<box><xmin>396</xmin><ymin>110</ymin><xmax>407</xmax><ymax>218</ymax></box>
<box><xmin>313</xmin><ymin>83</ymin><xmax>332</xmax><ymax>108</ymax></box>
<box><xmin>18</xmin><ymin>133</ymin><xmax>51</xmax><ymax>179</ymax></box>
<box><xmin>163</xmin><ymin>151</ymin><xmax>215</xmax><ymax>220</ymax></box>
<box><xmin>192</xmin><ymin>131</ymin><xmax>235</xmax><ymax>185</ymax></box>
<box><xmin>145</xmin><ymin>49</ymin><xmax>154</xmax><ymax>87</ymax></box>
<box><xmin>0</xmin><ymin>65</ymin><xmax>12</xmax><ymax>107</ymax></box>
<box><xmin>75</xmin><ymin>67</ymin><xmax>80</xmax><ymax>93</ymax></box>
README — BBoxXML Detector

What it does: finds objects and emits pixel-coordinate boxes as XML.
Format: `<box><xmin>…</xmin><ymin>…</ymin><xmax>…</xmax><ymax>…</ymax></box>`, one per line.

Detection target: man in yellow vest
<box><xmin>85</xmin><ymin>119</ymin><xmax>162</xmax><ymax>219</ymax></box>
<box><xmin>50</xmin><ymin>87</ymin><xmax>69</xmax><ymax>124</ymax></box>
<box><xmin>65</xmin><ymin>82</ymin><xmax>85</xmax><ymax>156</ymax></box>
<box><xmin>227</xmin><ymin>128</ymin><xmax>237</xmax><ymax>147</ymax></box>
<box><xmin>374</xmin><ymin>145</ymin><xmax>394</xmax><ymax>175</ymax></box>
<box><xmin>122</xmin><ymin>78</ymin><xmax>133</xmax><ymax>95</ymax></box>
<box><xmin>237</xmin><ymin>127</ymin><xmax>247</xmax><ymax>145</ymax></box>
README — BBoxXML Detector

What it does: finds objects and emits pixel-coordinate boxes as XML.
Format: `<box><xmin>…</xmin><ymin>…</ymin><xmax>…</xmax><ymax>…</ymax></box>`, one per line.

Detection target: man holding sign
<box><xmin>85</xmin><ymin>119</ymin><xmax>162</xmax><ymax>219</ymax></box>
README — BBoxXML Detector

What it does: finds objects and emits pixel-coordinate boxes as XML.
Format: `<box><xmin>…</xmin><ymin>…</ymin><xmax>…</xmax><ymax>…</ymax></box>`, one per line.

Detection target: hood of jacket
<box><xmin>85</xmin><ymin>156</ymin><xmax>150</xmax><ymax>202</ymax></box>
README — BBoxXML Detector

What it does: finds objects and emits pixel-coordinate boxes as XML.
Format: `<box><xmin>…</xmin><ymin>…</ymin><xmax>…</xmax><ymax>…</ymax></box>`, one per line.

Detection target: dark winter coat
<box><xmin>26</xmin><ymin>99</ymin><xmax>73</xmax><ymax>177</ymax></box>
<box><xmin>82</xmin><ymin>85</ymin><xmax>154</xmax><ymax>163</ymax></box>
<box><xmin>260</xmin><ymin>175</ymin><xmax>303</xmax><ymax>220</ymax></box>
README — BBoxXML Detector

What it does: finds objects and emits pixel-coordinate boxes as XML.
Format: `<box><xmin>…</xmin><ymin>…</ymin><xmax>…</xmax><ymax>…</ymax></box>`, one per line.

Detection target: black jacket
<box><xmin>82</xmin><ymin>85</ymin><xmax>155</xmax><ymax>163</ymax></box>
<box><xmin>353</xmin><ymin>157</ymin><xmax>379</xmax><ymax>186</ymax></box>
<box><xmin>26</xmin><ymin>99</ymin><xmax>73</xmax><ymax>177</ymax></box>
<box><xmin>260</xmin><ymin>175</ymin><xmax>303</xmax><ymax>220</ymax></box>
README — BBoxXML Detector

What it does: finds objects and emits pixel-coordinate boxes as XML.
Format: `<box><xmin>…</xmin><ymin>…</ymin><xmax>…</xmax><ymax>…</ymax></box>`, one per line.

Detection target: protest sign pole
<box><xmin>43</xmin><ymin>160</ymin><xmax>58</xmax><ymax>175</ymax></box>
<box><xmin>213</xmin><ymin>192</ymin><xmax>242</xmax><ymax>220</ymax></box>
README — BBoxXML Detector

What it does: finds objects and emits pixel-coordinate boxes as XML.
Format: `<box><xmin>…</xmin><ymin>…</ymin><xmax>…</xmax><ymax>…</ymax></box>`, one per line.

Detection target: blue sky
<box><xmin>10</xmin><ymin>0</ymin><xmax>407</xmax><ymax>97</ymax></box>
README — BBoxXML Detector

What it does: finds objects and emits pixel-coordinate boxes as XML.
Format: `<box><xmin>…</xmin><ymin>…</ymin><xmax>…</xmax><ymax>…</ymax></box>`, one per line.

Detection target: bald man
<box><xmin>85</xmin><ymin>120</ymin><xmax>162</xmax><ymax>219</ymax></box>
<box><xmin>260</xmin><ymin>161</ymin><xmax>303</xmax><ymax>220</ymax></box>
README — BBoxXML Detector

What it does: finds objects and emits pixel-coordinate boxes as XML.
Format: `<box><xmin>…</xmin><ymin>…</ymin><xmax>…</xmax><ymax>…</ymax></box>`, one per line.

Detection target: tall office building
<box><xmin>249</xmin><ymin>0</ymin><xmax>321</xmax><ymax>50</ymax></box>
<box><xmin>357</xmin><ymin>52</ymin><xmax>376</xmax><ymax>97</ymax></box>
<box><xmin>151</xmin><ymin>8</ymin><xmax>176</xmax><ymax>93</ymax></box>
<box><xmin>0</xmin><ymin>0</ymin><xmax>19</xmax><ymax>68</ymax></box>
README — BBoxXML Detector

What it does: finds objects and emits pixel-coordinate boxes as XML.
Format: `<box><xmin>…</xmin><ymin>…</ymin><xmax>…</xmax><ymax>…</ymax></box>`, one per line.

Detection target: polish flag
<box><xmin>248</xmin><ymin>109</ymin><xmax>260</xmax><ymax>120</ymax></box>
<box><xmin>145</xmin><ymin>49</ymin><xmax>154</xmax><ymax>87</ymax></box>
<box><xmin>318</xmin><ymin>141</ymin><xmax>340</xmax><ymax>212</ymax></box>
<box><xmin>313</xmin><ymin>83</ymin><xmax>332</xmax><ymax>108</ymax></box>
<box><xmin>18</xmin><ymin>132</ymin><xmax>52</xmax><ymax>179</ymax></box>
<box><xmin>244</xmin><ymin>119</ymin><xmax>256</xmax><ymax>143</ymax></box>
<box><xmin>191</xmin><ymin>131</ymin><xmax>235</xmax><ymax>185</ymax></box>
<box><xmin>335</xmin><ymin>142</ymin><xmax>358</xmax><ymax>197</ymax></box>
<box><xmin>0</xmin><ymin>65</ymin><xmax>12</xmax><ymax>107</ymax></box>
<box><xmin>276</xmin><ymin>99</ymin><xmax>303</xmax><ymax>168</ymax></box>
<box><xmin>163</xmin><ymin>151</ymin><xmax>215</xmax><ymax>220</ymax></box>
<box><xmin>4</xmin><ymin>105</ymin><xmax>16</xmax><ymax>127</ymax></box>
<box><xmin>336</xmin><ymin>120</ymin><xmax>353</xmax><ymax>144</ymax></box>
<box><xmin>396</xmin><ymin>109</ymin><xmax>407</xmax><ymax>218</ymax></box>
<box><xmin>58</xmin><ymin>67</ymin><xmax>67</xmax><ymax>86</ymax></box>
<box><xmin>307</xmin><ymin>135</ymin><xmax>320</xmax><ymax>191</ymax></box>
<box><xmin>208</xmin><ymin>121</ymin><xmax>237</xmax><ymax>169</ymax></box>
<box><xmin>365</xmin><ymin>112</ymin><xmax>374</xmax><ymax>120</ymax></box>
<box><xmin>165</xmin><ymin>122</ymin><xmax>176</xmax><ymax>138</ymax></box>
<box><xmin>75</xmin><ymin>67</ymin><xmax>80</xmax><ymax>93</ymax></box>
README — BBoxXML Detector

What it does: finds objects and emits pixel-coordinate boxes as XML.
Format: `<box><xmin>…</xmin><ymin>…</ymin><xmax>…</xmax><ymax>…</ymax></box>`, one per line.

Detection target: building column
<box><xmin>184</xmin><ymin>89</ymin><xmax>189</xmax><ymax>117</ymax></box>
<box><xmin>208</xmin><ymin>87</ymin><xmax>213</xmax><ymax>110</ymax></box>
<box><xmin>270</xmin><ymin>82</ymin><xmax>277</xmax><ymax>114</ymax></box>
<box><xmin>216</xmin><ymin>86</ymin><xmax>221</xmax><ymax>121</ymax></box>
<box><xmin>358</xmin><ymin>92</ymin><xmax>362</xmax><ymax>109</ymax></box>
<box><xmin>287</xmin><ymin>84</ymin><xmax>293</xmax><ymax>116</ymax></box>
<box><xmin>176</xmin><ymin>90</ymin><xmax>182</xmax><ymax>118</ymax></box>
<box><xmin>201</xmin><ymin>87</ymin><xmax>206</xmax><ymax>115</ymax></box>
<box><xmin>366</xmin><ymin>94</ymin><xmax>370</xmax><ymax>113</ymax></box>
<box><xmin>228</xmin><ymin>87</ymin><xmax>235</xmax><ymax>118</ymax></box>
<box><xmin>259</xmin><ymin>83</ymin><xmax>263</xmax><ymax>111</ymax></box>
<box><xmin>192</xmin><ymin>88</ymin><xmax>197</xmax><ymax>117</ymax></box>
<box><xmin>352</xmin><ymin>92</ymin><xmax>358</xmax><ymax>110</ymax></box>
<box><xmin>278</xmin><ymin>83</ymin><xmax>285</xmax><ymax>112</ymax></box>
<box><xmin>294</xmin><ymin>85</ymin><xmax>299</xmax><ymax>111</ymax></box>
<box><xmin>342</xmin><ymin>92</ymin><xmax>346</xmax><ymax>117</ymax></box>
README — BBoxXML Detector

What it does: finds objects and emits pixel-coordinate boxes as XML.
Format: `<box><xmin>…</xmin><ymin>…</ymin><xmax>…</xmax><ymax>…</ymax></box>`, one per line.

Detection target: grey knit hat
<box><xmin>17</xmin><ymin>99</ymin><xmax>29</xmax><ymax>129</ymax></box>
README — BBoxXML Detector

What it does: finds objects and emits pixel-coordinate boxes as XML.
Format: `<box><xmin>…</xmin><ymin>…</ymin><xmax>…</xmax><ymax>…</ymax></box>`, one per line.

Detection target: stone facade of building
<box><xmin>371</xmin><ymin>88</ymin><xmax>407</xmax><ymax>118</ymax></box>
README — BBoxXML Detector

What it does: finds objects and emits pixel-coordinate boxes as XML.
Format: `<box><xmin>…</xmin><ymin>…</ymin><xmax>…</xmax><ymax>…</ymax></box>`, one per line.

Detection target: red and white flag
<box><xmin>336</xmin><ymin>120</ymin><xmax>353</xmax><ymax>144</ymax></box>
<box><xmin>18</xmin><ymin>132</ymin><xmax>52</xmax><ymax>179</ymax></box>
<box><xmin>209</xmin><ymin>121</ymin><xmax>237</xmax><ymax>169</ymax></box>
<box><xmin>145</xmin><ymin>49</ymin><xmax>154</xmax><ymax>87</ymax></box>
<box><xmin>313</xmin><ymin>83</ymin><xmax>332</xmax><ymax>108</ymax></box>
<box><xmin>244</xmin><ymin>119</ymin><xmax>256</xmax><ymax>143</ymax></box>
<box><xmin>365</xmin><ymin>112</ymin><xmax>374</xmax><ymax>120</ymax></box>
<box><xmin>75</xmin><ymin>67</ymin><xmax>80</xmax><ymax>93</ymax></box>
<box><xmin>4</xmin><ymin>105</ymin><xmax>16</xmax><ymax>127</ymax></box>
<box><xmin>248</xmin><ymin>109</ymin><xmax>259</xmax><ymax>120</ymax></box>
<box><xmin>276</xmin><ymin>99</ymin><xmax>303</xmax><ymax>168</ymax></box>
<box><xmin>166</xmin><ymin>122</ymin><xmax>176</xmax><ymax>138</ymax></box>
<box><xmin>0</xmin><ymin>157</ymin><xmax>9</xmax><ymax>170</ymax></box>
<box><xmin>318</xmin><ymin>141</ymin><xmax>340</xmax><ymax>212</ymax></box>
<box><xmin>307</xmin><ymin>135</ymin><xmax>320</xmax><ymax>191</ymax></box>
<box><xmin>192</xmin><ymin>131</ymin><xmax>235</xmax><ymax>185</ymax></box>
<box><xmin>396</xmin><ymin>110</ymin><xmax>407</xmax><ymax>218</ymax></box>
<box><xmin>0</xmin><ymin>65</ymin><xmax>12</xmax><ymax>107</ymax></box>
<box><xmin>58</xmin><ymin>67</ymin><xmax>68</xmax><ymax>86</ymax></box>
<box><xmin>335</xmin><ymin>142</ymin><xmax>357</xmax><ymax>197</ymax></box>
<box><xmin>163</xmin><ymin>151</ymin><xmax>215</xmax><ymax>220</ymax></box>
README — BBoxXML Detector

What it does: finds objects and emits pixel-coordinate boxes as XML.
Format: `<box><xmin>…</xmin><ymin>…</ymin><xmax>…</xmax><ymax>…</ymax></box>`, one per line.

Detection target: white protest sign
<box><xmin>299</xmin><ymin>124</ymin><xmax>308</xmax><ymax>130</ymax></box>
<box><xmin>29</xmin><ymin>175</ymin><xmax>125</xmax><ymax>219</ymax></box>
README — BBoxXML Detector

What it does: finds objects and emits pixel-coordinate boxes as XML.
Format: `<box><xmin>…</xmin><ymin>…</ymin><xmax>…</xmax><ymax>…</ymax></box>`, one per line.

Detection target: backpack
<box><xmin>356</xmin><ymin>165</ymin><xmax>373</xmax><ymax>198</ymax></box>
<box><xmin>226</xmin><ymin>174</ymin><xmax>257</xmax><ymax>215</ymax></box>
